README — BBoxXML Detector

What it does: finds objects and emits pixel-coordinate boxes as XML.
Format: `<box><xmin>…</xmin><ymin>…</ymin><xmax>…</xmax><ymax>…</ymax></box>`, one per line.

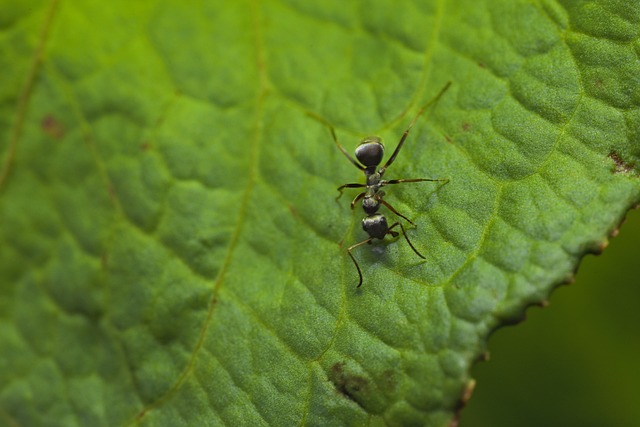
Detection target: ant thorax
<box><xmin>365</xmin><ymin>170</ymin><xmax>383</xmax><ymax>186</ymax></box>
<box><xmin>362</xmin><ymin>171</ymin><xmax>384</xmax><ymax>214</ymax></box>
<box><xmin>362</xmin><ymin>194</ymin><xmax>380</xmax><ymax>214</ymax></box>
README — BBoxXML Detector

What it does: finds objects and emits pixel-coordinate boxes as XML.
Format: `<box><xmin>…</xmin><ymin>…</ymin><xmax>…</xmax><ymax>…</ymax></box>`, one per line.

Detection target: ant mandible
<box><xmin>312</xmin><ymin>82</ymin><xmax>451</xmax><ymax>287</ymax></box>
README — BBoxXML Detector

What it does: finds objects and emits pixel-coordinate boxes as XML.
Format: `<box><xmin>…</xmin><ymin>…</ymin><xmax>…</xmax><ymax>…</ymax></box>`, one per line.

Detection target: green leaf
<box><xmin>465</xmin><ymin>208</ymin><xmax>640</xmax><ymax>426</ymax></box>
<box><xmin>1</xmin><ymin>0</ymin><xmax>639</xmax><ymax>426</ymax></box>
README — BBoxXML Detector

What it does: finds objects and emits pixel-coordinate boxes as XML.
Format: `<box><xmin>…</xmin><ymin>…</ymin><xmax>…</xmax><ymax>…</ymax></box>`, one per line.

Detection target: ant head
<box><xmin>355</xmin><ymin>136</ymin><xmax>384</xmax><ymax>167</ymax></box>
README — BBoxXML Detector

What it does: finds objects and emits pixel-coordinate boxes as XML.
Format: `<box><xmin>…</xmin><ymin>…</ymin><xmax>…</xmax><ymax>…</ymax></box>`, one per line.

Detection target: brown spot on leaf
<box><xmin>140</xmin><ymin>142</ymin><xmax>151</xmax><ymax>151</ymax></box>
<box><xmin>107</xmin><ymin>184</ymin><xmax>117</xmax><ymax>203</ymax></box>
<box><xmin>608</xmin><ymin>151</ymin><xmax>637</xmax><ymax>174</ymax></box>
<box><xmin>461</xmin><ymin>122</ymin><xmax>471</xmax><ymax>132</ymax></box>
<box><xmin>329</xmin><ymin>362</ymin><xmax>368</xmax><ymax>407</ymax></box>
<box><xmin>381</xmin><ymin>369</ymin><xmax>399</xmax><ymax>393</ymax></box>
<box><xmin>136</xmin><ymin>408</ymin><xmax>147</xmax><ymax>420</ymax></box>
<box><xmin>41</xmin><ymin>114</ymin><xmax>64</xmax><ymax>139</ymax></box>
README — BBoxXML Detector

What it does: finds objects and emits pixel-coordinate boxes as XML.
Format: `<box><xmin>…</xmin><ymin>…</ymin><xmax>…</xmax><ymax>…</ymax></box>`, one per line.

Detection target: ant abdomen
<box><xmin>362</xmin><ymin>214</ymin><xmax>388</xmax><ymax>240</ymax></box>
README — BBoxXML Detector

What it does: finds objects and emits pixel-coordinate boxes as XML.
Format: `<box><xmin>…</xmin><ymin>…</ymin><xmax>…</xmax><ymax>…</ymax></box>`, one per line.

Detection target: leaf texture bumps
<box><xmin>0</xmin><ymin>1</ymin><xmax>639</xmax><ymax>426</ymax></box>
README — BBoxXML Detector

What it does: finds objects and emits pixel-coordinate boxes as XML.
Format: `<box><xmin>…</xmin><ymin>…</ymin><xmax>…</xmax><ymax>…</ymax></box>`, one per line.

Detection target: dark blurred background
<box><xmin>463</xmin><ymin>208</ymin><xmax>640</xmax><ymax>427</ymax></box>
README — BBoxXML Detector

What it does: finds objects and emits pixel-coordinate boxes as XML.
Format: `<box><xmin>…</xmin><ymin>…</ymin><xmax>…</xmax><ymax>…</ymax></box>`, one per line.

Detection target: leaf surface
<box><xmin>1</xmin><ymin>0</ymin><xmax>639</xmax><ymax>426</ymax></box>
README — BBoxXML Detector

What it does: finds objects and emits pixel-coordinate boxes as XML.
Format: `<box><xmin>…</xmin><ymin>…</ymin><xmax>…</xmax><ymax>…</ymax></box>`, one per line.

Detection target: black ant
<box><xmin>310</xmin><ymin>83</ymin><xmax>451</xmax><ymax>287</ymax></box>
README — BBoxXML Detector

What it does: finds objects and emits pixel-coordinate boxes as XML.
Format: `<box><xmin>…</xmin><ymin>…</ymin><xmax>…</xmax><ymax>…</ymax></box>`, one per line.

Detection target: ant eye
<box><xmin>355</xmin><ymin>137</ymin><xmax>384</xmax><ymax>167</ymax></box>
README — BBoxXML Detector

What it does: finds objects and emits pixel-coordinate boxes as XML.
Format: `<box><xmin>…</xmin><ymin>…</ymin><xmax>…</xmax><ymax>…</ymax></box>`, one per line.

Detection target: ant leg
<box><xmin>384</xmin><ymin>178</ymin><xmax>449</xmax><ymax>185</ymax></box>
<box><xmin>379</xmin><ymin>199</ymin><xmax>415</xmax><ymax>225</ymax></box>
<box><xmin>379</xmin><ymin>177</ymin><xmax>449</xmax><ymax>215</ymax></box>
<box><xmin>388</xmin><ymin>222</ymin><xmax>426</xmax><ymax>259</ymax></box>
<box><xmin>306</xmin><ymin>112</ymin><xmax>365</xmax><ymax>171</ymax></box>
<box><xmin>350</xmin><ymin>192</ymin><xmax>365</xmax><ymax>209</ymax></box>
<box><xmin>347</xmin><ymin>237</ymin><xmax>374</xmax><ymax>287</ymax></box>
<box><xmin>379</xmin><ymin>82</ymin><xmax>452</xmax><ymax>174</ymax></box>
<box><xmin>336</xmin><ymin>183</ymin><xmax>366</xmax><ymax>200</ymax></box>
